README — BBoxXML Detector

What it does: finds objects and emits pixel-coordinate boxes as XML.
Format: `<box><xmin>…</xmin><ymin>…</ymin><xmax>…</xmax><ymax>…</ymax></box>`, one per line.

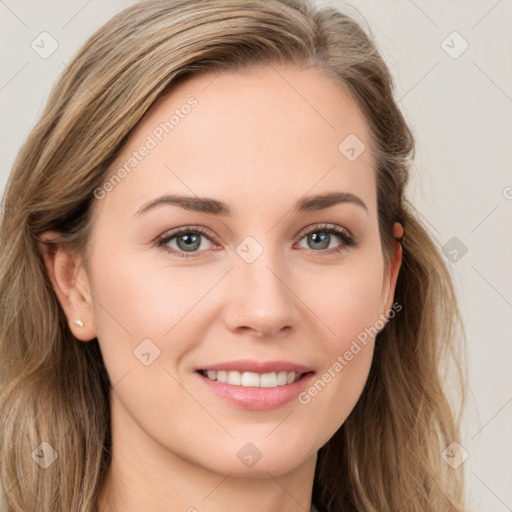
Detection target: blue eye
<box><xmin>156</xmin><ymin>226</ymin><xmax>216</xmax><ymax>258</ymax></box>
<box><xmin>156</xmin><ymin>223</ymin><xmax>356</xmax><ymax>259</ymax></box>
<box><xmin>296</xmin><ymin>223</ymin><xmax>356</xmax><ymax>253</ymax></box>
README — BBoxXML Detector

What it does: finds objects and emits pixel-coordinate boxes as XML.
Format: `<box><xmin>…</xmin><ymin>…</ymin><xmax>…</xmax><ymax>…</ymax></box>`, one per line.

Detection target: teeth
<box><xmin>201</xmin><ymin>370</ymin><xmax>302</xmax><ymax>388</ymax></box>
<box><xmin>241</xmin><ymin>371</ymin><xmax>260</xmax><ymax>387</ymax></box>
<box><xmin>227</xmin><ymin>371</ymin><xmax>241</xmax><ymax>385</ymax></box>
<box><xmin>260</xmin><ymin>372</ymin><xmax>276</xmax><ymax>388</ymax></box>
<box><xmin>276</xmin><ymin>370</ymin><xmax>288</xmax><ymax>386</ymax></box>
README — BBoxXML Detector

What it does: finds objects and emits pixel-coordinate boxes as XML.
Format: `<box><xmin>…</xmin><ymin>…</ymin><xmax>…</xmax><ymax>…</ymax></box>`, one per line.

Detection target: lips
<box><xmin>195</xmin><ymin>359</ymin><xmax>315</xmax><ymax>409</ymax></box>
<box><xmin>196</xmin><ymin>366</ymin><xmax>316</xmax><ymax>411</ymax></box>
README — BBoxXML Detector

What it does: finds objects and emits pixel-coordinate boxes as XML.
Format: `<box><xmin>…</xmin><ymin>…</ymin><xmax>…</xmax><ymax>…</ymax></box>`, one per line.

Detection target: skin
<box><xmin>40</xmin><ymin>64</ymin><xmax>403</xmax><ymax>512</ymax></box>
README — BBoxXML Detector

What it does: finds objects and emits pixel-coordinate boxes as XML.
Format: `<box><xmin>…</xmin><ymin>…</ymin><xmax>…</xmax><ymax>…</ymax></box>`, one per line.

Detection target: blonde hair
<box><xmin>0</xmin><ymin>0</ymin><xmax>467</xmax><ymax>510</ymax></box>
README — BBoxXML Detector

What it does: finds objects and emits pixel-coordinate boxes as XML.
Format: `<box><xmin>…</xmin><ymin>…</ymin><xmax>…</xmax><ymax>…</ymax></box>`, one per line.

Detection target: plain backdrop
<box><xmin>1</xmin><ymin>1</ymin><xmax>511</xmax><ymax>510</ymax></box>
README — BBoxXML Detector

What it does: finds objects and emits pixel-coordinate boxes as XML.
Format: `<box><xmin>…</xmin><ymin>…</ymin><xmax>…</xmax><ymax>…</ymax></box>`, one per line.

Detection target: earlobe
<box><xmin>38</xmin><ymin>231</ymin><xmax>96</xmax><ymax>342</ymax></box>
<box><xmin>382</xmin><ymin>222</ymin><xmax>404</xmax><ymax>317</ymax></box>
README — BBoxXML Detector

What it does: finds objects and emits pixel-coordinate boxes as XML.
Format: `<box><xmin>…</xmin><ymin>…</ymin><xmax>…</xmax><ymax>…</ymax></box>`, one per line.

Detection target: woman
<box><xmin>0</xmin><ymin>0</ymin><xmax>467</xmax><ymax>510</ymax></box>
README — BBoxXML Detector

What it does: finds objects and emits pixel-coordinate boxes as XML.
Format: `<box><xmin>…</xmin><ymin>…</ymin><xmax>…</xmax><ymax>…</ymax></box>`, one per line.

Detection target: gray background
<box><xmin>1</xmin><ymin>0</ymin><xmax>511</xmax><ymax>510</ymax></box>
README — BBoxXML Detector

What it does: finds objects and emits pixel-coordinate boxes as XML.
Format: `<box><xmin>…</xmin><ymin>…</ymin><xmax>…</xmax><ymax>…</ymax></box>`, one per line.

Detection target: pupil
<box><xmin>178</xmin><ymin>233</ymin><xmax>200</xmax><ymax>251</ymax></box>
<box><xmin>310</xmin><ymin>232</ymin><xmax>329</xmax><ymax>250</ymax></box>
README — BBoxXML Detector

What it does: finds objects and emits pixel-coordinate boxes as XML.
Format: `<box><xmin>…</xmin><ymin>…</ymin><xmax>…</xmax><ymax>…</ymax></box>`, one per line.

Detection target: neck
<box><xmin>98</xmin><ymin>456</ymin><xmax>318</xmax><ymax>512</ymax></box>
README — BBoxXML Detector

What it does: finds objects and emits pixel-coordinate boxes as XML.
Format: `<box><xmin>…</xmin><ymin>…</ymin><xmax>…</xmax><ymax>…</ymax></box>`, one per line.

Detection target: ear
<box><xmin>38</xmin><ymin>231</ymin><xmax>96</xmax><ymax>342</ymax></box>
<box><xmin>380</xmin><ymin>222</ymin><xmax>404</xmax><ymax>317</ymax></box>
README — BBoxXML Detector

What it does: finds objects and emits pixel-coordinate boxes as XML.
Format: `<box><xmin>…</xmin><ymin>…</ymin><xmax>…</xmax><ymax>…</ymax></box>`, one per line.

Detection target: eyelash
<box><xmin>155</xmin><ymin>223</ymin><xmax>357</xmax><ymax>259</ymax></box>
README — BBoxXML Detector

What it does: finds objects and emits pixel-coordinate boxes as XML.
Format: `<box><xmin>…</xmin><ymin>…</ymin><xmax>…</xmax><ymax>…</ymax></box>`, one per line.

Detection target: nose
<box><xmin>223</xmin><ymin>249</ymin><xmax>301</xmax><ymax>339</ymax></box>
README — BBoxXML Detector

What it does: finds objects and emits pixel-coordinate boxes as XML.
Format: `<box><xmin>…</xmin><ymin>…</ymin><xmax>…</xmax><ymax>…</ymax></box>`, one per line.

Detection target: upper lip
<box><xmin>197</xmin><ymin>360</ymin><xmax>314</xmax><ymax>374</ymax></box>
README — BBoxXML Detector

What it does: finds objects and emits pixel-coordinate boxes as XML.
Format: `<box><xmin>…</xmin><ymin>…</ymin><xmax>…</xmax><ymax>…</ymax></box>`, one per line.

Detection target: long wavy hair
<box><xmin>0</xmin><ymin>0</ymin><xmax>467</xmax><ymax>510</ymax></box>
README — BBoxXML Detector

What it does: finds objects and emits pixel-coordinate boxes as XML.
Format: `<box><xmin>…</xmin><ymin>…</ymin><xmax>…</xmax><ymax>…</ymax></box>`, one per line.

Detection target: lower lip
<box><xmin>196</xmin><ymin>371</ymin><xmax>316</xmax><ymax>410</ymax></box>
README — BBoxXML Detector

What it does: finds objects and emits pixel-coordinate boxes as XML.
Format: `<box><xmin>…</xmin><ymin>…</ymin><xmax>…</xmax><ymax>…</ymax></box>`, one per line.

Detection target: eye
<box><xmin>156</xmin><ymin>226</ymin><xmax>218</xmax><ymax>258</ymax></box>
<box><xmin>295</xmin><ymin>223</ymin><xmax>356</xmax><ymax>255</ymax></box>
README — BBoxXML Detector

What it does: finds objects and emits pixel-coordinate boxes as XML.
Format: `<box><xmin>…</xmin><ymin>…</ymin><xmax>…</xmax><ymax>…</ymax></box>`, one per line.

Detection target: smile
<box><xmin>198</xmin><ymin>369</ymin><xmax>304</xmax><ymax>388</ymax></box>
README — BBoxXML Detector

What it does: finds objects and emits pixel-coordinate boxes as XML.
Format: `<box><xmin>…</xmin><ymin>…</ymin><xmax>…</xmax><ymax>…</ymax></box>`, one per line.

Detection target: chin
<box><xmin>195</xmin><ymin>442</ymin><xmax>314</xmax><ymax>478</ymax></box>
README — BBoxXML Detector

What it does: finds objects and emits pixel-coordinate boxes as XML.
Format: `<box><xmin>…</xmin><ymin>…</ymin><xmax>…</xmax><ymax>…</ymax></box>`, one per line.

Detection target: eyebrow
<box><xmin>134</xmin><ymin>191</ymin><xmax>368</xmax><ymax>218</ymax></box>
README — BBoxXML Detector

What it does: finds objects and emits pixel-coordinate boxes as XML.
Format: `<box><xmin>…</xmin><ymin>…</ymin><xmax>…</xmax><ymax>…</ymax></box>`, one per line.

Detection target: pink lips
<box><xmin>195</xmin><ymin>359</ymin><xmax>315</xmax><ymax>411</ymax></box>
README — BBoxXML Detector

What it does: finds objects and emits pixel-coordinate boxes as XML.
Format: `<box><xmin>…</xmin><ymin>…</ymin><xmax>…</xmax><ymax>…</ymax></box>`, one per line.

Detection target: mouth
<box><xmin>195</xmin><ymin>368</ymin><xmax>316</xmax><ymax>410</ymax></box>
<box><xmin>197</xmin><ymin>369</ymin><xmax>312</xmax><ymax>388</ymax></box>
<box><xmin>194</xmin><ymin>360</ymin><xmax>316</xmax><ymax>410</ymax></box>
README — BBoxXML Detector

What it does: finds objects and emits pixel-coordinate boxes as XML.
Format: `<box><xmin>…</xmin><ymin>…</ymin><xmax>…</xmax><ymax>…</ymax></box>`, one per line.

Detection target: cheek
<box><xmin>86</xmin><ymin>247</ymin><xmax>226</xmax><ymax>379</ymax></box>
<box><xmin>307</xmin><ymin>256</ymin><xmax>386</xmax><ymax>350</ymax></box>
<box><xmin>296</xmin><ymin>258</ymin><xmax>385</xmax><ymax>424</ymax></box>
<box><xmin>88</xmin><ymin>247</ymin><xmax>215</xmax><ymax>334</ymax></box>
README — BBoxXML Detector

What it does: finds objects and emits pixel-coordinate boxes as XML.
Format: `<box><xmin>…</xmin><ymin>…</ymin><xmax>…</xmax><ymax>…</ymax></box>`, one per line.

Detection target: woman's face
<box><xmin>74</xmin><ymin>64</ymin><xmax>401</xmax><ymax>476</ymax></box>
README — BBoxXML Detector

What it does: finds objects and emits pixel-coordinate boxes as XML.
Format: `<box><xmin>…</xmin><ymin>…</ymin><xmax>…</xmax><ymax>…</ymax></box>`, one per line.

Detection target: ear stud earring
<box><xmin>73</xmin><ymin>319</ymin><xmax>84</xmax><ymax>327</ymax></box>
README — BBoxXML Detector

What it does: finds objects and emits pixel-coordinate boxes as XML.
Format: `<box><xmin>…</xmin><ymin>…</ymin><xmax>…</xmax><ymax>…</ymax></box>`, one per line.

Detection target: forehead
<box><xmin>96</xmin><ymin>64</ymin><xmax>376</xmax><ymax>221</ymax></box>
